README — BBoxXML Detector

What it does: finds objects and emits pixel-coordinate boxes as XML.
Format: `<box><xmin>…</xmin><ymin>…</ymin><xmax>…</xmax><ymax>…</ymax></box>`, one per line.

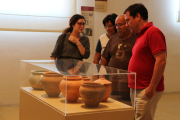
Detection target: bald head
<box><xmin>115</xmin><ymin>15</ymin><xmax>126</xmax><ymax>23</ymax></box>
<box><xmin>115</xmin><ymin>15</ymin><xmax>131</xmax><ymax>39</ymax></box>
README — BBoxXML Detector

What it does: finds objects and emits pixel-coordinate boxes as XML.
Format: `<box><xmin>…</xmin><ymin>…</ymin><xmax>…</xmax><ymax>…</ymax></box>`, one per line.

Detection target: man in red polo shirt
<box><xmin>124</xmin><ymin>3</ymin><xmax>167</xmax><ymax>120</ymax></box>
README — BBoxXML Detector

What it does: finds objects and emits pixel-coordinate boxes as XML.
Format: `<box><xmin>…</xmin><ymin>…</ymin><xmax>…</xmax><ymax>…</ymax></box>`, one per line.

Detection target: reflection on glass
<box><xmin>55</xmin><ymin>59</ymin><xmax>90</xmax><ymax>75</ymax></box>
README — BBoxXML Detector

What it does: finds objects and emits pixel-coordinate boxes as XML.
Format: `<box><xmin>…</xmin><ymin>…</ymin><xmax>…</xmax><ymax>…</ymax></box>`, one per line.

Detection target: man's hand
<box><xmin>145</xmin><ymin>86</ymin><xmax>156</xmax><ymax>99</ymax></box>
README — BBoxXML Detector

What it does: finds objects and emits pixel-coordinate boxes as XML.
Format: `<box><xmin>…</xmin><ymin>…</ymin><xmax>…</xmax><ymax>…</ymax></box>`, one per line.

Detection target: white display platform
<box><xmin>19</xmin><ymin>87</ymin><xmax>134</xmax><ymax>120</ymax></box>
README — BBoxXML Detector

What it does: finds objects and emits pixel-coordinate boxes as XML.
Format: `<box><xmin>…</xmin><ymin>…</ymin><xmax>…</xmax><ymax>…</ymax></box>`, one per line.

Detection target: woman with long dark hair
<box><xmin>51</xmin><ymin>14</ymin><xmax>90</xmax><ymax>61</ymax></box>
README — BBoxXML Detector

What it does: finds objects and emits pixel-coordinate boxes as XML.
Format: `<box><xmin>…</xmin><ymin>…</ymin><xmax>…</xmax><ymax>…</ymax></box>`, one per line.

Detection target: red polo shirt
<box><xmin>128</xmin><ymin>22</ymin><xmax>167</xmax><ymax>91</ymax></box>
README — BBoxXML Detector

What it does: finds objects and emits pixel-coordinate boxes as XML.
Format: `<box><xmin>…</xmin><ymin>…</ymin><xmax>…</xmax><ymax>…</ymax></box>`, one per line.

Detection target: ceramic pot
<box><xmin>29</xmin><ymin>70</ymin><xmax>48</xmax><ymax>90</ymax></box>
<box><xmin>79</xmin><ymin>82</ymin><xmax>106</xmax><ymax>108</ymax></box>
<box><xmin>41</xmin><ymin>72</ymin><xmax>63</xmax><ymax>97</ymax></box>
<box><xmin>82</xmin><ymin>76</ymin><xmax>91</xmax><ymax>83</ymax></box>
<box><xmin>94</xmin><ymin>78</ymin><xmax>112</xmax><ymax>101</ymax></box>
<box><xmin>59</xmin><ymin>76</ymin><xmax>82</xmax><ymax>102</ymax></box>
<box><xmin>110</xmin><ymin>75</ymin><xmax>130</xmax><ymax>100</ymax></box>
<box><xmin>80</xmin><ymin>76</ymin><xmax>92</xmax><ymax>97</ymax></box>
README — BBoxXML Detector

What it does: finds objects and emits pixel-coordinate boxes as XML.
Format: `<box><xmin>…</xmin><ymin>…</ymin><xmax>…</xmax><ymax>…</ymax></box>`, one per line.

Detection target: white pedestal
<box><xmin>20</xmin><ymin>87</ymin><xmax>134</xmax><ymax>120</ymax></box>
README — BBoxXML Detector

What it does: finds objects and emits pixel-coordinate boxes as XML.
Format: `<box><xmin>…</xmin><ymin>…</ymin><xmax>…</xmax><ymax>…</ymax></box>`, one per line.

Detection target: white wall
<box><xmin>146</xmin><ymin>0</ymin><xmax>180</xmax><ymax>93</ymax></box>
<box><xmin>0</xmin><ymin>0</ymin><xmax>95</xmax><ymax>106</ymax></box>
<box><xmin>0</xmin><ymin>0</ymin><xmax>180</xmax><ymax>106</ymax></box>
<box><xmin>0</xmin><ymin>31</ymin><xmax>60</xmax><ymax>106</ymax></box>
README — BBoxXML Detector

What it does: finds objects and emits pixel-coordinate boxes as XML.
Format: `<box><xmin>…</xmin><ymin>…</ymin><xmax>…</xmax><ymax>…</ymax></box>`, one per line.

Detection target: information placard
<box><xmin>95</xmin><ymin>0</ymin><xmax>107</xmax><ymax>12</ymax></box>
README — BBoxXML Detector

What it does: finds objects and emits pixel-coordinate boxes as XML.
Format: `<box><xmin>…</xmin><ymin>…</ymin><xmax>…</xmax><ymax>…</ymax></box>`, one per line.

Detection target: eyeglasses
<box><xmin>77</xmin><ymin>22</ymin><xmax>85</xmax><ymax>26</ymax></box>
<box><xmin>104</xmin><ymin>25</ymin><xmax>114</xmax><ymax>29</ymax></box>
<box><xmin>115</xmin><ymin>23</ymin><xmax>126</xmax><ymax>28</ymax></box>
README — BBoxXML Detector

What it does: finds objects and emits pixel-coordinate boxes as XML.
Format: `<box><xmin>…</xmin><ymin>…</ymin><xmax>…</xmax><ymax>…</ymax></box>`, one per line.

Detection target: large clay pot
<box><xmin>94</xmin><ymin>78</ymin><xmax>112</xmax><ymax>101</ymax></box>
<box><xmin>110</xmin><ymin>75</ymin><xmax>130</xmax><ymax>100</ymax></box>
<box><xmin>79</xmin><ymin>82</ymin><xmax>106</xmax><ymax>108</ymax></box>
<box><xmin>59</xmin><ymin>76</ymin><xmax>82</xmax><ymax>102</ymax></box>
<box><xmin>41</xmin><ymin>72</ymin><xmax>63</xmax><ymax>97</ymax></box>
<box><xmin>82</xmin><ymin>76</ymin><xmax>92</xmax><ymax>83</ymax></box>
<box><xmin>29</xmin><ymin>70</ymin><xmax>48</xmax><ymax>90</ymax></box>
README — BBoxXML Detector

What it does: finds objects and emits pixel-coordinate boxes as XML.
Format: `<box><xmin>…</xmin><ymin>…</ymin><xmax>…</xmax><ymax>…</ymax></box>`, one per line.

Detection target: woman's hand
<box><xmin>68</xmin><ymin>36</ymin><xmax>78</xmax><ymax>44</ymax></box>
<box><xmin>68</xmin><ymin>35</ymin><xmax>85</xmax><ymax>56</ymax></box>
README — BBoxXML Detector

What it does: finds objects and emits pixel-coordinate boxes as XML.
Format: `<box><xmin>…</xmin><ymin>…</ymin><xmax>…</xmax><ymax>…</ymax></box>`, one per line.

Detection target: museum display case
<box><xmin>19</xmin><ymin>59</ymin><xmax>136</xmax><ymax>120</ymax></box>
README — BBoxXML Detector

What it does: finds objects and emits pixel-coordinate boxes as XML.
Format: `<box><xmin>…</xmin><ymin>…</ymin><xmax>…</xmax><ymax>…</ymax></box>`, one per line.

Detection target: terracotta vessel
<box><xmin>59</xmin><ymin>76</ymin><xmax>82</xmax><ymax>102</ymax></box>
<box><xmin>79</xmin><ymin>82</ymin><xmax>106</xmax><ymax>108</ymax></box>
<box><xmin>29</xmin><ymin>70</ymin><xmax>48</xmax><ymax>90</ymax></box>
<box><xmin>41</xmin><ymin>72</ymin><xmax>63</xmax><ymax>97</ymax></box>
<box><xmin>110</xmin><ymin>75</ymin><xmax>130</xmax><ymax>100</ymax></box>
<box><xmin>82</xmin><ymin>76</ymin><xmax>92</xmax><ymax>83</ymax></box>
<box><xmin>94</xmin><ymin>78</ymin><xmax>112</xmax><ymax>101</ymax></box>
<box><xmin>80</xmin><ymin>76</ymin><xmax>92</xmax><ymax>97</ymax></box>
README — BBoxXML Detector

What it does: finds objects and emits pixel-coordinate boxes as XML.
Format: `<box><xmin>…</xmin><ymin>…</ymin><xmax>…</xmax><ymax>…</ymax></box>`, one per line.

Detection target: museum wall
<box><xmin>0</xmin><ymin>0</ymin><xmax>180</xmax><ymax>106</ymax></box>
<box><xmin>0</xmin><ymin>0</ymin><xmax>94</xmax><ymax>106</ymax></box>
<box><xmin>141</xmin><ymin>0</ymin><xmax>180</xmax><ymax>93</ymax></box>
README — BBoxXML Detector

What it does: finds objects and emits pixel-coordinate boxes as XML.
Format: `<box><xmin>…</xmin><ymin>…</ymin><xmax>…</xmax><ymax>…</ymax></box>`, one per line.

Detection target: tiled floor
<box><xmin>0</xmin><ymin>104</ymin><xmax>19</xmax><ymax>120</ymax></box>
<box><xmin>0</xmin><ymin>93</ymin><xmax>180</xmax><ymax>120</ymax></box>
<box><xmin>154</xmin><ymin>93</ymin><xmax>180</xmax><ymax>120</ymax></box>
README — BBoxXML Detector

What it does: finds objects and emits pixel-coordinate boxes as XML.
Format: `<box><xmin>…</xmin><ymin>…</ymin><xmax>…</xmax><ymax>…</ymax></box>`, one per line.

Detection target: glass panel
<box><xmin>20</xmin><ymin>60</ymin><xmax>66</xmax><ymax>117</ymax></box>
<box><xmin>20</xmin><ymin>59</ymin><xmax>136</xmax><ymax>119</ymax></box>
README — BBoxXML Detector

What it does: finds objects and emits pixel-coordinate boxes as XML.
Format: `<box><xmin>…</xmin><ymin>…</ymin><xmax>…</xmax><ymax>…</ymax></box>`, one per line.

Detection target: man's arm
<box><xmin>100</xmin><ymin>57</ymin><xmax>108</xmax><ymax>66</ymax></box>
<box><xmin>51</xmin><ymin>57</ymin><xmax>56</xmax><ymax>60</ymax></box>
<box><xmin>94</xmin><ymin>52</ymin><xmax>101</xmax><ymax>64</ymax></box>
<box><xmin>99</xmin><ymin>57</ymin><xmax>108</xmax><ymax>79</ymax></box>
<box><xmin>94</xmin><ymin>39</ymin><xmax>102</xmax><ymax>64</ymax></box>
<box><xmin>145</xmin><ymin>52</ymin><xmax>166</xmax><ymax>99</ymax></box>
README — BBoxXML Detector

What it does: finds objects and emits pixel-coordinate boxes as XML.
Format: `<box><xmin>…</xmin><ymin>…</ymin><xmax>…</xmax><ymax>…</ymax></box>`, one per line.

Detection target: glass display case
<box><xmin>19</xmin><ymin>59</ymin><xmax>136</xmax><ymax>120</ymax></box>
